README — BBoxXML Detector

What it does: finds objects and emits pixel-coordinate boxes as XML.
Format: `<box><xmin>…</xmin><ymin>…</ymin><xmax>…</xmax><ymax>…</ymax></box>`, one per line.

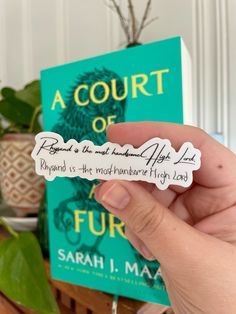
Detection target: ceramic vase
<box><xmin>0</xmin><ymin>134</ymin><xmax>44</xmax><ymax>216</ymax></box>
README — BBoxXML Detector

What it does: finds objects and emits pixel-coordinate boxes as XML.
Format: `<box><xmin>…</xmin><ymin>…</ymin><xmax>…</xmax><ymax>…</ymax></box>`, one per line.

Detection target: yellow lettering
<box><xmin>88</xmin><ymin>211</ymin><xmax>106</xmax><ymax>236</ymax></box>
<box><xmin>74</xmin><ymin>85</ymin><xmax>89</xmax><ymax>106</ymax></box>
<box><xmin>51</xmin><ymin>90</ymin><xmax>66</xmax><ymax>110</ymax></box>
<box><xmin>88</xmin><ymin>184</ymin><xmax>97</xmax><ymax>199</ymax></box>
<box><xmin>131</xmin><ymin>74</ymin><xmax>152</xmax><ymax>98</ymax></box>
<box><xmin>92</xmin><ymin>115</ymin><xmax>117</xmax><ymax>133</ymax></box>
<box><xmin>74</xmin><ymin>210</ymin><xmax>86</xmax><ymax>232</ymax></box>
<box><xmin>90</xmin><ymin>81</ymin><xmax>109</xmax><ymax>104</ymax></box>
<box><xmin>111</xmin><ymin>77</ymin><xmax>128</xmax><ymax>101</ymax></box>
<box><xmin>92</xmin><ymin>116</ymin><xmax>106</xmax><ymax>133</ymax></box>
<box><xmin>107</xmin><ymin>115</ymin><xmax>117</xmax><ymax>126</ymax></box>
<box><xmin>109</xmin><ymin>214</ymin><xmax>126</xmax><ymax>239</ymax></box>
<box><xmin>150</xmin><ymin>69</ymin><xmax>169</xmax><ymax>94</ymax></box>
<box><xmin>74</xmin><ymin>210</ymin><xmax>127</xmax><ymax>239</ymax></box>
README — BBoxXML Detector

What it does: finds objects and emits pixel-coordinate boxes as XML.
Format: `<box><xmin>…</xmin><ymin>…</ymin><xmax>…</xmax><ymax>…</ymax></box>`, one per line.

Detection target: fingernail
<box><xmin>140</xmin><ymin>245</ymin><xmax>156</xmax><ymax>261</ymax></box>
<box><xmin>101</xmin><ymin>183</ymin><xmax>130</xmax><ymax>209</ymax></box>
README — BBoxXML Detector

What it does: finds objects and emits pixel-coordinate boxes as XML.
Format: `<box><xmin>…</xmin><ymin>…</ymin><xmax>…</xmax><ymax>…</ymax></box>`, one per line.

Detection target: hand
<box><xmin>95</xmin><ymin>122</ymin><xmax>236</xmax><ymax>314</ymax></box>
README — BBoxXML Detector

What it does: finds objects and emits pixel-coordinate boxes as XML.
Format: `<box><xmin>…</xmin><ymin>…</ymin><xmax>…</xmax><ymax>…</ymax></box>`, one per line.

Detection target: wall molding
<box><xmin>0</xmin><ymin>0</ymin><xmax>7</xmax><ymax>86</ymax></box>
<box><xmin>105</xmin><ymin>1</ymin><xmax>123</xmax><ymax>52</ymax></box>
<box><xmin>21</xmin><ymin>0</ymin><xmax>33</xmax><ymax>83</ymax></box>
<box><xmin>56</xmin><ymin>0</ymin><xmax>66</xmax><ymax>64</ymax></box>
<box><xmin>192</xmin><ymin>0</ymin><xmax>205</xmax><ymax>129</ymax></box>
<box><xmin>193</xmin><ymin>0</ymin><xmax>230</xmax><ymax>146</ymax></box>
<box><xmin>216</xmin><ymin>0</ymin><xmax>229</xmax><ymax>145</ymax></box>
<box><xmin>56</xmin><ymin>0</ymin><xmax>70</xmax><ymax>64</ymax></box>
<box><xmin>106</xmin><ymin>4</ymin><xmax>115</xmax><ymax>51</ymax></box>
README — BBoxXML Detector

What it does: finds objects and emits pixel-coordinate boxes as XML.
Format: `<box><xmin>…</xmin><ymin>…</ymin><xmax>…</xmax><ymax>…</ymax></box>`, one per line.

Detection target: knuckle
<box><xmin>129</xmin><ymin>202</ymin><xmax>165</xmax><ymax>239</ymax></box>
<box><xmin>189</xmin><ymin>125</ymin><xmax>207</xmax><ymax>138</ymax></box>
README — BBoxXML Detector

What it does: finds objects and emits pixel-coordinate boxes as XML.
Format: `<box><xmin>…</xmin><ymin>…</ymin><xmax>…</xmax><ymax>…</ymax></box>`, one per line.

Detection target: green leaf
<box><xmin>0</xmin><ymin>81</ymin><xmax>41</xmax><ymax>132</ymax></box>
<box><xmin>1</xmin><ymin>87</ymin><xmax>16</xmax><ymax>98</ymax></box>
<box><xmin>0</xmin><ymin>97</ymin><xmax>34</xmax><ymax>126</ymax></box>
<box><xmin>0</xmin><ymin>232</ymin><xmax>60</xmax><ymax>314</ymax></box>
<box><xmin>15</xmin><ymin>80</ymin><xmax>41</xmax><ymax>108</ymax></box>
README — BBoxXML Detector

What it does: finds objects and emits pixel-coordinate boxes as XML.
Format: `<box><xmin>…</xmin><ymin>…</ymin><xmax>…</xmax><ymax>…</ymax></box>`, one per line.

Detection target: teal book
<box><xmin>40</xmin><ymin>36</ymin><xmax>192</xmax><ymax>305</ymax></box>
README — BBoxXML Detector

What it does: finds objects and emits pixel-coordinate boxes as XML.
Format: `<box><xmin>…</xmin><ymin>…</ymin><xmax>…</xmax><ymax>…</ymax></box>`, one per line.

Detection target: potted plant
<box><xmin>0</xmin><ymin>81</ymin><xmax>59</xmax><ymax>313</ymax></box>
<box><xmin>0</xmin><ymin>81</ymin><xmax>44</xmax><ymax>216</ymax></box>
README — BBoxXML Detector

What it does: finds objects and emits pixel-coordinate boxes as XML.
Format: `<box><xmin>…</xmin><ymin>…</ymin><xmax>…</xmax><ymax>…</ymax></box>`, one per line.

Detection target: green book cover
<box><xmin>40</xmin><ymin>36</ymin><xmax>192</xmax><ymax>305</ymax></box>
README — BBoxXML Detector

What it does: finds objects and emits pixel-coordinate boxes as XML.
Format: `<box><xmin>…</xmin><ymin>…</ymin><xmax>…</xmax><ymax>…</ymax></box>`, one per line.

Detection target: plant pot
<box><xmin>0</xmin><ymin>133</ymin><xmax>44</xmax><ymax>216</ymax></box>
<box><xmin>126</xmin><ymin>42</ymin><xmax>142</xmax><ymax>48</ymax></box>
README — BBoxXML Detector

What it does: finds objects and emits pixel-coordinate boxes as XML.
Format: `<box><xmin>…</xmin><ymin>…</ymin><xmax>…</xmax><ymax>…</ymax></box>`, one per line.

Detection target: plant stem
<box><xmin>0</xmin><ymin>217</ymin><xmax>19</xmax><ymax>238</ymax></box>
<box><xmin>29</xmin><ymin>105</ymin><xmax>41</xmax><ymax>133</ymax></box>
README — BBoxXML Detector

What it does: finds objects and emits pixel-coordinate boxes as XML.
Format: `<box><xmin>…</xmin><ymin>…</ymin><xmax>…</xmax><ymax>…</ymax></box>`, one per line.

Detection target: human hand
<box><xmin>95</xmin><ymin>122</ymin><xmax>236</xmax><ymax>314</ymax></box>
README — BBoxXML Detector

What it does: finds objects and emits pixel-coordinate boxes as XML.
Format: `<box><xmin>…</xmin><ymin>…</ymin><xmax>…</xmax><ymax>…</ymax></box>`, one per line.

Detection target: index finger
<box><xmin>107</xmin><ymin>122</ymin><xmax>236</xmax><ymax>188</ymax></box>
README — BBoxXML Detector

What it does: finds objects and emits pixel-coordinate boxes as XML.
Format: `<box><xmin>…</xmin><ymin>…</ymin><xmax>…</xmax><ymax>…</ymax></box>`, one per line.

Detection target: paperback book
<box><xmin>40</xmin><ymin>36</ymin><xmax>192</xmax><ymax>305</ymax></box>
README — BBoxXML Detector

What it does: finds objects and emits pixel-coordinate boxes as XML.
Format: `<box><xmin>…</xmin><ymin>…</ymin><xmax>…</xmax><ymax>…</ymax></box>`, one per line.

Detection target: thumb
<box><xmin>96</xmin><ymin>180</ymin><xmax>206</xmax><ymax>272</ymax></box>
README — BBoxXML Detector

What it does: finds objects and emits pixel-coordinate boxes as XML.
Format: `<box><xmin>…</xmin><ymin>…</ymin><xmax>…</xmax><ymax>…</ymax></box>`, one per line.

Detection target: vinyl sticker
<box><xmin>31</xmin><ymin>132</ymin><xmax>201</xmax><ymax>190</ymax></box>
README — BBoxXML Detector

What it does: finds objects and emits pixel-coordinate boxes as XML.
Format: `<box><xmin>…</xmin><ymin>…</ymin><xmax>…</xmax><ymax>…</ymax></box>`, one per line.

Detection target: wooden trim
<box><xmin>45</xmin><ymin>260</ymin><xmax>144</xmax><ymax>314</ymax></box>
<box><xmin>0</xmin><ymin>230</ymin><xmax>169</xmax><ymax>314</ymax></box>
<box><xmin>0</xmin><ymin>293</ymin><xmax>22</xmax><ymax>314</ymax></box>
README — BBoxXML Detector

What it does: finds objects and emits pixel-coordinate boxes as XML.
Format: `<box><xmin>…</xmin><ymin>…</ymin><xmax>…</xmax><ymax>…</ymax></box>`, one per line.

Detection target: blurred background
<box><xmin>0</xmin><ymin>0</ymin><xmax>235</xmax><ymax>152</ymax></box>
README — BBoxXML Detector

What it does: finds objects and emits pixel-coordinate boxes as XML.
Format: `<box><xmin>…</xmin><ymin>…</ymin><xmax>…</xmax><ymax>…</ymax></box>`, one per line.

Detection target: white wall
<box><xmin>0</xmin><ymin>0</ymin><xmax>235</xmax><ymax>151</ymax></box>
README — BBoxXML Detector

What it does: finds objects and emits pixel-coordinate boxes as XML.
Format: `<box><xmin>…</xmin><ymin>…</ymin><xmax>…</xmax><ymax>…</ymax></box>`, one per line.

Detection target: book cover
<box><xmin>40</xmin><ymin>36</ymin><xmax>191</xmax><ymax>305</ymax></box>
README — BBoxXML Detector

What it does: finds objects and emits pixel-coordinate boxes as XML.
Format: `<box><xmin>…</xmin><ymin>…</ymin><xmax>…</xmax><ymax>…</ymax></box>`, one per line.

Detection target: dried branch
<box><xmin>110</xmin><ymin>0</ymin><xmax>131</xmax><ymax>42</ymax></box>
<box><xmin>143</xmin><ymin>16</ymin><xmax>158</xmax><ymax>29</ymax></box>
<box><xmin>106</xmin><ymin>2</ymin><xmax>129</xmax><ymax>23</ymax></box>
<box><xmin>135</xmin><ymin>0</ymin><xmax>152</xmax><ymax>42</ymax></box>
<box><xmin>106</xmin><ymin>0</ymin><xmax>158</xmax><ymax>45</ymax></box>
<box><xmin>127</xmin><ymin>0</ymin><xmax>136</xmax><ymax>42</ymax></box>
